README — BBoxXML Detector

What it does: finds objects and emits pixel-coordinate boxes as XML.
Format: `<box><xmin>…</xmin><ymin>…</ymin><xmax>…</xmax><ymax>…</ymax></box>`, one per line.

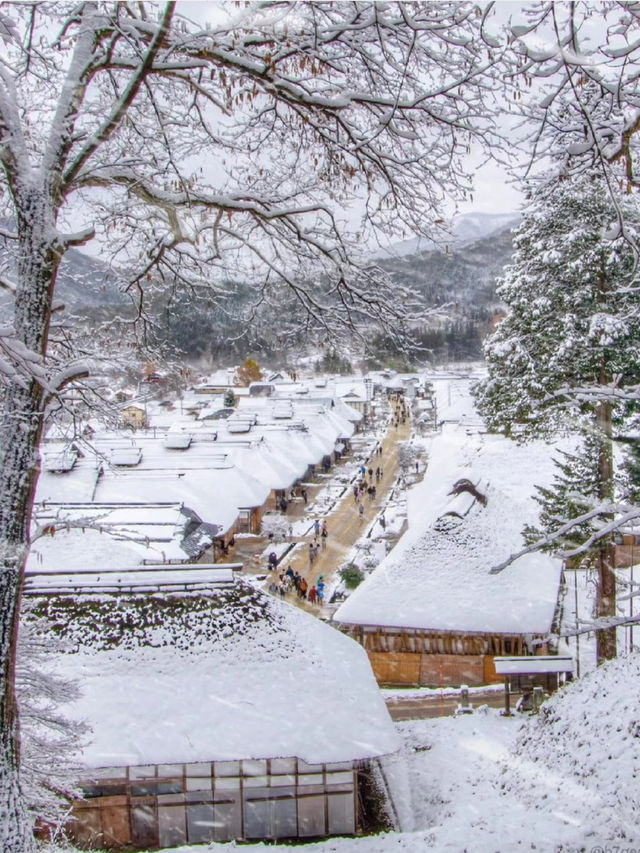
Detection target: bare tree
<box><xmin>0</xmin><ymin>2</ymin><xmax>506</xmax><ymax>846</ymax></box>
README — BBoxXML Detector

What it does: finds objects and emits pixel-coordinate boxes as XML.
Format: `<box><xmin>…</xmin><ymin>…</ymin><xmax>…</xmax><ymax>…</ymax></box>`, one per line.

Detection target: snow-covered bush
<box><xmin>340</xmin><ymin>563</ymin><xmax>365</xmax><ymax>589</ymax></box>
<box><xmin>260</xmin><ymin>514</ymin><xmax>291</xmax><ymax>542</ymax></box>
<box><xmin>510</xmin><ymin>652</ymin><xmax>640</xmax><ymax>841</ymax></box>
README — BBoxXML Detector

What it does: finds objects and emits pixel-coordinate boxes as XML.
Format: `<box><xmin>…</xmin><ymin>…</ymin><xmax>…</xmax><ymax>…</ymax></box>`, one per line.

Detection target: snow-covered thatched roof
<box><xmin>32</xmin><ymin>576</ymin><xmax>399</xmax><ymax>768</ymax></box>
<box><xmin>334</xmin><ymin>430</ymin><xmax>563</xmax><ymax>636</ymax></box>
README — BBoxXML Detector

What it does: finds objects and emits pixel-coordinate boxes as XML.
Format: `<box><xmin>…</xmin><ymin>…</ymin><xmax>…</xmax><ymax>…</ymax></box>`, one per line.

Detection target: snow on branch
<box><xmin>490</xmin><ymin>501</ymin><xmax>640</xmax><ymax>575</ymax></box>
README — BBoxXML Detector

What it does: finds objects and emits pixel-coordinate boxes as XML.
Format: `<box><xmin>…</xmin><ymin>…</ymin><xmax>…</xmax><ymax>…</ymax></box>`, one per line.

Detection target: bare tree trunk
<box><xmin>0</xmin><ymin>191</ymin><xmax>59</xmax><ymax>851</ymax></box>
<box><xmin>595</xmin><ymin>400</ymin><xmax>617</xmax><ymax>662</ymax></box>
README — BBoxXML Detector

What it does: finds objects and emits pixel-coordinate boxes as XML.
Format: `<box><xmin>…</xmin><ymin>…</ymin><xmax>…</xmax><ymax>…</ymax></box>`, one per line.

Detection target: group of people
<box><xmin>391</xmin><ymin>398</ymin><xmax>409</xmax><ymax>429</ymax></box>
<box><xmin>266</xmin><ymin>517</ymin><xmax>330</xmax><ymax>607</ymax></box>
<box><xmin>267</xmin><ymin>565</ymin><xmax>325</xmax><ymax>605</ymax></box>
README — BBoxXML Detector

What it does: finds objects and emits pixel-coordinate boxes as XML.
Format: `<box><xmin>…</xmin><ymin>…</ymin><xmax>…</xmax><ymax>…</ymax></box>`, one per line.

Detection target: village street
<box><xmin>267</xmin><ymin>402</ymin><xmax>413</xmax><ymax>615</ymax></box>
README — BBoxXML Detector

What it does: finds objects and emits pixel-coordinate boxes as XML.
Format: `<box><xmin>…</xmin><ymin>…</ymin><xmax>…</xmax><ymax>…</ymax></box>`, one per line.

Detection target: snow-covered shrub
<box><xmin>260</xmin><ymin>514</ymin><xmax>291</xmax><ymax>542</ymax></box>
<box><xmin>340</xmin><ymin>563</ymin><xmax>365</xmax><ymax>589</ymax></box>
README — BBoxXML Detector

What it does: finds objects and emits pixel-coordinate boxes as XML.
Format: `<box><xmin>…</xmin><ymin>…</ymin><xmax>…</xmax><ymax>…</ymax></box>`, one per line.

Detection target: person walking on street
<box><xmin>321</xmin><ymin>520</ymin><xmax>328</xmax><ymax>548</ymax></box>
<box><xmin>358</xmin><ymin>502</ymin><xmax>364</xmax><ymax>520</ymax></box>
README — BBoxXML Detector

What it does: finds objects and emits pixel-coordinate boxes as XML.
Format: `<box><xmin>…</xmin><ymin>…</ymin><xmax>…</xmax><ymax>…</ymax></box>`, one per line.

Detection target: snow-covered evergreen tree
<box><xmin>523</xmin><ymin>435</ymin><xmax>603</xmax><ymax>555</ymax></box>
<box><xmin>475</xmin><ymin>172</ymin><xmax>640</xmax><ymax>662</ymax></box>
<box><xmin>620</xmin><ymin>436</ymin><xmax>640</xmax><ymax>507</ymax></box>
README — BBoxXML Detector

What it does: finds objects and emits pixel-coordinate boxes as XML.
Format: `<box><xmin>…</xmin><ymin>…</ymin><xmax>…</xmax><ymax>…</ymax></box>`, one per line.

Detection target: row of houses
<box><xmin>32</xmin><ymin>384</ymin><xmax>365</xmax><ymax>570</ymax></box>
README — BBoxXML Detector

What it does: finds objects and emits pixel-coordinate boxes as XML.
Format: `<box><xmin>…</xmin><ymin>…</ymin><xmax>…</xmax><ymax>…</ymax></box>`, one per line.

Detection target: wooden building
<box><xmin>334</xmin><ymin>432</ymin><xmax>565</xmax><ymax>687</ymax></box>
<box><xmin>24</xmin><ymin>566</ymin><xmax>399</xmax><ymax>850</ymax></box>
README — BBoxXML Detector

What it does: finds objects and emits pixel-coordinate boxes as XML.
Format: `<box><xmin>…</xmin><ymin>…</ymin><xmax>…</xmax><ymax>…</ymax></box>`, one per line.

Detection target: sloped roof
<box><xmin>334</xmin><ymin>431</ymin><xmax>563</xmax><ymax>636</ymax></box>
<box><xmin>32</xmin><ymin>577</ymin><xmax>399</xmax><ymax>767</ymax></box>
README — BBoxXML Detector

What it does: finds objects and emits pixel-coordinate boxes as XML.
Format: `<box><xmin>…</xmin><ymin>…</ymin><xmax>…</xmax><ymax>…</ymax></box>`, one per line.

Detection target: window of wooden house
<box><xmin>158</xmin><ymin>803</ymin><xmax>186</xmax><ymax>847</ymax></box>
<box><xmin>212</xmin><ymin>800</ymin><xmax>242</xmax><ymax>841</ymax></box>
<box><xmin>297</xmin><ymin>785</ymin><xmax>326</xmax><ymax>836</ymax></box>
<box><xmin>130</xmin><ymin>802</ymin><xmax>157</xmax><ymax>848</ymax></box>
<box><xmin>243</xmin><ymin>787</ymin><xmax>272</xmax><ymax>838</ymax></box>
<box><xmin>271</xmin><ymin>791</ymin><xmax>297</xmax><ymax>838</ymax></box>
<box><xmin>186</xmin><ymin>803</ymin><xmax>215</xmax><ymax>843</ymax></box>
<box><xmin>327</xmin><ymin>790</ymin><xmax>355</xmax><ymax>835</ymax></box>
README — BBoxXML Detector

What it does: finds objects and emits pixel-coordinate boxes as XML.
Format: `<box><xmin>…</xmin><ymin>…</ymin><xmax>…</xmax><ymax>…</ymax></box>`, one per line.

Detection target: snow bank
<box><xmin>511</xmin><ymin>651</ymin><xmax>640</xmax><ymax>841</ymax></box>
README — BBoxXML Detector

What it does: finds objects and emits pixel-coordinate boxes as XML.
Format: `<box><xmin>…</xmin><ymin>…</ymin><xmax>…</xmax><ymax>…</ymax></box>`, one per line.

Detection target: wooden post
<box><xmin>504</xmin><ymin>677</ymin><xmax>511</xmax><ymax>716</ymax></box>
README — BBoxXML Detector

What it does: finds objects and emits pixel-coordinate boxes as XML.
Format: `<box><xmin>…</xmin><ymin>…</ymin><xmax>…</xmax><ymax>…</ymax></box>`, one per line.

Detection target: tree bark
<box><xmin>0</xmin><ymin>189</ymin><xmax>60</xmax><ymax>851</ymax></box>
<box><xmin>595</xmin><ymin>400</ymin><xmax>617</xmax><ymax>662</ymax></box>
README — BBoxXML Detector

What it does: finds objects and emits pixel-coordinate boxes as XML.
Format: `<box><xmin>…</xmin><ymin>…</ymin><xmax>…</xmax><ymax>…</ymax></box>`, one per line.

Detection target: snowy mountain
<box><xmin>0</xmin><ymin>238</ymin><xmax>126</xmax><ymax>314</ymax></box>
<box><xmin>381</xmin><ymin>211</ymin><xmax>521</xmax><ymax>258</ymax></box>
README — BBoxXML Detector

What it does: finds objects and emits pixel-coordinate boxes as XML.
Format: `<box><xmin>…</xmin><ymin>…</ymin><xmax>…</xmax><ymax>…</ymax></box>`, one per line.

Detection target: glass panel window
<box><xmin>187</xmin><ymin>777</ymin><xmax>212</xmax><ymax>792</ymax></box>
<box><xmin>325</xmin><ymin>762</ymin><xmax>353</xmax><ymax>772</ymax></box>
<box><xmin>157</xmin><ymin>793</ymin><xmax>185</xmax><ymax>805</ymax></box>
<box><xmin>187</xmin><ymin>803</ymin><xmax>215</xmax><ymax>843</ymax></box>
<box><xmin>326</xmin><ymin>771</ymin><xmax>353</xmax><ymax>786</ymax></box>
<box><xmin>270</xmin><ymin>774</ymin><xmax>295</xmax><ymax>787</ymax></box>
<box><xmin>157</xmin><ymin>781</ymin><xmax>183</xmax><ymax>795</ymax></box>
<box><xmin>298</xmin><ymin>759</ymin><xmax>323</xmax><ymax>773</ymax></box>
<box><xmin>157</xmin><ymin>764</ymin><xmax>181</xmax><ymax>778</ymax></box>
<box><xmin>131</xmin><ymin>803</ymin><xmax>157</xmax><ymax>848</ymax></box>
<box><xmin>299</xmin><ymin>774</ymin><xmax>323</xmax><ymax>786</ymax></box>
<box><xmin>81</xmin><ymin>783</ymin><xmax>127</xmax><ymax>798</ymax></box>
<box><xmin>213</xmin><ymin>800</ymin><xmax>242</xmax><ymax>841</ymax></box>
<box><xmin>327</xmin><ymin>791</ymin><xmax>355</xmax><ymax>835</ymax></box>
<box><xmin>244</xmin><ymin>775</ymin><xmax>268</xmax><ymax>788</ymax></box>
<box><xmin>297</xmin><ymin>794</ymin><xmax>326</xmax><ymax>837</ymax></box>
<box><xmin>130</xmin><ymin>783</ymin><xmax>157</xmax><ymax>796</ymax></box>
<box><xmin>271</xmin><ymin>758</ymin><xmax>296</xmax><ymax>775</ymax></box>
<box><xmin>187</xmin><ymin>790</ymin><xmax>213</xmax><ymax>804</ymax></box>
<box><xmin>214</xmin><ymin>776</ymin><xmax>240</xmax><ymax>791</ymax></box>
<box><xmin>88</xmin><ymin>766</ymin><xmax>126</xmax><ymax>780</ymax></box>
<box><xmin>272</xmin><ymin>795</ymin><xmax>297</xmax><ymax>838</ymax></box>
<box><xmin>214</xmin><ymin>761</ymin><xmax>239</xmax><ymax>777</ymax></box>
<box><xmin>130</xmin><ymin>766</ymin><xmax>156</xmax><ymax>780</ymax></box>
<box><xmin>186</xmin><ymin>762</ymin><xmax>211</xmax><ymax>776</ymax></box>
<box><xmin>158</xmin><ymin>804</ymin><xmax>186</xmax><ymax>847</ymax></box>
<box><xmin>244</xmin><ymin>797</ymin><xmax>271</xmax><ymax>838</ymax></box>
<box><xmin>242</xmin><ymin>759</ymin><xmax>267</xmax><ymax>776</ymax></box>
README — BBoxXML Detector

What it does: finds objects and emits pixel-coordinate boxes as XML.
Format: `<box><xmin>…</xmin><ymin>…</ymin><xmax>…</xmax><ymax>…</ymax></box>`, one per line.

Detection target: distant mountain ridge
<box><xmin>0</xmin><ymin>233</ymin><xmax>126</xmax><ymax>315</ymax></box>
<box><xmin>378</xmin><ymin>212</ymin><xmax>518</xmax><ymax>317</ymax></box>
<box><xmin>380</xmin><ymin>211</ymin><xmax>521</xmax><ymax>258</ymax></box>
